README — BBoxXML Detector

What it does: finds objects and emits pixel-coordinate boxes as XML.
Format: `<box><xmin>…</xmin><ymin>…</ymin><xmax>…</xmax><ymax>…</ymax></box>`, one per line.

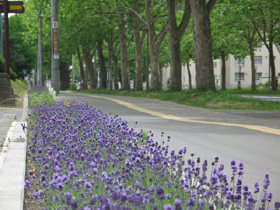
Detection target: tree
<box><xmin>83</xmin><ymin>44</ymin><xmax>97</xmax><ymax>89</ymax></box>
<box><xmin>167</xmin><ymin>0</ymin><xmax>191</xmax><ymax>91</ymax></box>
<box><xmin>131</xmin><ymin>0</ymin><xmax>146</xmax><ymax>91</ymax></box>
<box><xmin>76</xmin><ymin>46</ymin><xmax>87</xmax><ymax>89</ymax></box>
<box><xmin>241</xmin><ymin>0</ymin><xmax>280</xmax><ymax>90</ymax></box>
<box><xmin>181</xmin><ymin>31</ymin><xmax>195</xmax><ymax>89</ymax></box>
<box><xmin>59</xmin><ymin>61</ymin><xmax>70</xmax><ymax>89</ymax></box>
<box><xmin>145</xmin><ymin>0</ymin><xmax>169</xmax><ymax>90</ymax></box>
<box><xmin>189</xmin><ymin>0</ymin><xmax>216</xmax><ymax>90</ymax></box>
<box><xmin>97</xmin><ymin>40</ymin><xmax>107</xmax><ymax>88</ymax></box>
<box><xmin>8</xmin><ymin>15</ymin><xmax>36</xmax><ymax>80</ymax></box>
<box><xmin>118</xmin><ymin>14</ymin><xmax>131</xmax><ymax>90</ymax></box>
<box><xmin>211</xmin><ymin>1</ymin><xmax>250</xmax><ymax>90</ymax></box>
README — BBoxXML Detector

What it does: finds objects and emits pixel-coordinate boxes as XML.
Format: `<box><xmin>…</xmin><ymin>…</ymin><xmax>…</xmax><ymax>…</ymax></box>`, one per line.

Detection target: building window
<box><xmin>235</xmin><ymin>72</ymin><xmax>244</xmax><ymax>81</ymax></box>
<box><xmin>256</xmin><ymin>72</ymin><xmax>262</xmax><ymax>80</ymax></box>
<box><xmin>235</xmin><ymin>58</ymin><xmax>245</xmax><ymax>65</ymax></box>
<box><xmin>213</xmin><ymin>62</ymin><xmax>217</xmax><ymax>69</ymax></box>
<box><xmin>255</xmin><ymin>56</ymin><xmax>262</xmax><ymax>65</ymax></box>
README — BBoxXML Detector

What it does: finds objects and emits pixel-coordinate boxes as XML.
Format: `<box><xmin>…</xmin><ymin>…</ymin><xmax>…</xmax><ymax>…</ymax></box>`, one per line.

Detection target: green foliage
<box><xmin>211</xmin><ymin>1</ymin><xmax>252</xmax><ymax>60</ymax></box>
<box><xmin>70</xmin><ymin>82</ymin><xmax>77</xmax><ymax>90</ymax></box>
<box><xmin>0</xmin><ymin>54</ymin><xmax>5</xmax><ymax>73</ymax></box>
<box><xmin>9</xmin><ymin>15</ymin><xmax>37</xmax><ymax>79</ymax></box>
<box><xmin>30</xmin><ymin>89</ymin><xmax>55</xmax><ymax>107</ymax></box>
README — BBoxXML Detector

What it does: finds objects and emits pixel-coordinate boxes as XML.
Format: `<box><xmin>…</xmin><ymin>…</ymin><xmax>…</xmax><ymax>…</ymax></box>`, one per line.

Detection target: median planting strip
<box><xmin>25</xmin><ymin>100</ymin><xmax>280</xmax><ymax>209</ymax></box>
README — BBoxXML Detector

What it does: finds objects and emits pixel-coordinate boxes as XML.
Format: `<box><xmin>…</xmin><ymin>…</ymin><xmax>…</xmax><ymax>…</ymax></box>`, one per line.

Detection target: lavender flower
<box><xmin>163</xmin><ymin>204</ymin><xmax>174</xmax><ymax>210</ymax></box>
<box><xmin>156</xmin><ymin>185</ymin><xmax>165</xmax><ymax>200</ymax></box>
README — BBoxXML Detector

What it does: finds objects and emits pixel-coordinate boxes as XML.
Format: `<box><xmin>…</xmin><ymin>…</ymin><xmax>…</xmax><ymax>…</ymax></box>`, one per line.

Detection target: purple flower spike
<box><xmin>84</xmin><ymin>182</ymin><xmax>92</xmax><ymax>189</ymax></box>
<box><xmin>70</xmin><ymin>200</ymin><xmax>78</xmax><ymax>210</ymax></box>
<box><xmin>186</xmin><ymin>196</ymin><xmax>196</xmax><ymax>206</ymax></box>
<box><xmin>175</xmin><ymin>198</ymin><xmax>183</xmax><ymax>210</ymax></box>
<box><xmin>231</xmin><ymin>158</ymin><xmax>236</xmax><ymax>168</ymax></box>
<box><xmin>215</xmin><ymin>156</ymin><xmax>219</xmax><ymax>163</ymax></box>
<box><xmin>239</xmin><ymin>160</ymin><xmax>244</xmax><ymax>170</ymax></box>
<box><xmin>163</xmin><ymin>204</ymin><xmax>174</xmax><ymax>210</ymax></box>
<box><xmin>156</xmin><ymin>185</ymin><xmax>165</xmax><ymax>200</ymax></box>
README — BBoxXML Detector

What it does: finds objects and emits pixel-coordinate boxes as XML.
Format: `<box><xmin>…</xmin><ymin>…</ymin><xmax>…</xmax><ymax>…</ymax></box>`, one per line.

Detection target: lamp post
<box><xmin>37</xmin><ymin>14</ymin><xmax>43</xmax><ymax>86</ymax></box>
<box><xmin>51</xmin><ymin>0</ymin><xmax>59</xmax><ymax>95</ymax></box>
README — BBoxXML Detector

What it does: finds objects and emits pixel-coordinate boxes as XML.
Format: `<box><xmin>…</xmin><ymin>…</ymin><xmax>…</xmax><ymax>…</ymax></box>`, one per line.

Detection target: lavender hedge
<box><xmin>24</xmin><ymin>100</ymin><xmax>280</xmax><ymax>210</ymax></box>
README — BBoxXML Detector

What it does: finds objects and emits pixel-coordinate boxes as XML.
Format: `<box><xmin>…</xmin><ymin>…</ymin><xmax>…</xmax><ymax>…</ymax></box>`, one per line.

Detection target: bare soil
<box><xmin>24</xmin><ymin>155</ymin><xmax>46</xmax><ymax>210</ymax></box>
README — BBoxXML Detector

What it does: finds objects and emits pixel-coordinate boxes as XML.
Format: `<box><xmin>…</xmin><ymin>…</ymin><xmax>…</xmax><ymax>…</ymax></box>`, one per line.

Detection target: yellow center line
<box><xmin>78</xmin><ymin>93</ymin><xmax>280</xmax><ymax>136</ymax></box>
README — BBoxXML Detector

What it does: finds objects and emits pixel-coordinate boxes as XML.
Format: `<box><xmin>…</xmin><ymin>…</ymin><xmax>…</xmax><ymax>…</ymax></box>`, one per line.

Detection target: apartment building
<box><xmin>162</xmin><ymin>43</ymin><xmax>280</xmax><ymax>88</ymax></box>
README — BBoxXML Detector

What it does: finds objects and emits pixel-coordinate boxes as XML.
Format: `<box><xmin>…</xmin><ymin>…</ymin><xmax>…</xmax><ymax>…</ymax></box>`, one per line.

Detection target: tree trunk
<box><xmin>59</xmin><ymin>61</ymin><xmax>70</xmax><ymax>89</ymax></box>
<box><xmin>76</xmin><ymin>46</ymin><xmax>87</xmax><ymax>89</ymax></box>
<box><xmin>168</xmin><ymin>0</ymin><xmax>181</xmax><ymax>91</ymax></box>
<box><xmin>113</xmin><ymin>55</ymin><xmax>119</xmax><ymax>89</ymax></box>
<box><xmin>186</xmin><ymin>61</ymin><xmax>192</xmax><ymax>90</ymax></box>
<box><xmin>248</xmin><ymin>40</ymin><xmax>256</xmax><ymax>91</ymax></box>
<box><xmin>110</xmin><ymin>30</ymin><xmax>119</xmax><ymax>90</ymax></box>
<box><xmin>190</xmin><ymin>0</ymin><xmax>216</xmax><ymax>90</ymax></box>
<box><xmin>145</xmin><ymin>0</ymin><xmax>161</xmax><ymax>90</ymax></box>
<box><xmin>167</xmin><ymin>0</ymin><xmax>191</xmax><ymax>91</ymax></box>
<box><xmin>82</xmin><ymin>45</ymin><xmax>97</xmax><ymax>89</ymax></box>
<box><xmin>84</xmin><ymin>66</ymin><xmax>88</xmax><ymax>88</ymax></box>
<box><xmin>269</xmin><ymin>40</ymin><xmax>276</xmax><ymax>90</ymax></box>
<box><xmin>118</xmin><ymin>15</ymin><xmax>130</xmax><ymax>90</ymax></box>
<box><xmin>97</xmin><ymin>40</ymin><xmax>107</xmax><ymax>89</ymax></box>
<box><xmin>108</xmin><ymin>38</ymin><xmax>113</xmax><ymax>90</ymax></box>
<box><xmin>131</xmin><ymin>0</ymin><xmax>143</xmax><ymax>91</ymax></box>
<box><xmin>221</xmin><ymin>50</ymin><xmax>226</xmax><ymax>90</ymax></box>
<box><xmin>146</xmin><ymin>30</ymin><xmax>150</xmax><ymax>90</ymax></box>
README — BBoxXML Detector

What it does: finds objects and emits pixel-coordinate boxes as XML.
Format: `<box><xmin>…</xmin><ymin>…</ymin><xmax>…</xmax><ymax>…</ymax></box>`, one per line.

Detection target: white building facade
<box><xmin>162</xmin><ymin>43</ymin><xmax>280</xmax><ymax>88</ymax></box>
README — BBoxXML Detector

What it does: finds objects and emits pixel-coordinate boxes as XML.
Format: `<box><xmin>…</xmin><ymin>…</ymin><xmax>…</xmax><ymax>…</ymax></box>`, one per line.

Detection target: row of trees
<box><xmin>17</xmin><ymin>0</ymin><xmax>280</xmax><ymax>91</ymax></box>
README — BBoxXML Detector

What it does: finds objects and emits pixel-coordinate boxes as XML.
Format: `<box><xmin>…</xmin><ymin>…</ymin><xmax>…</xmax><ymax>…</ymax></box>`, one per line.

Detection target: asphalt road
<box><xmin>58</xmin><ymin>91</ymin><xmax>280</xmax><ymax>204</ymax></box>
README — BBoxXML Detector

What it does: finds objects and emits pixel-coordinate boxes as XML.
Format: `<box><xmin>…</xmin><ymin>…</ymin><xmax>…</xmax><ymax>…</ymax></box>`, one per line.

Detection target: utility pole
<box><xmin>0</xmin><ymin>14</ymin><xmax>3</xmax><ymax>55</ymax></box>
<box><xmin>51</xmin><ymin>0</ymin><xmax>59</xmax><ymax>94</ymax></box>
<box><xmin>37</xmin><ymin>0</ymin><xmax>45</xmax><ymax>87</ymax></box>
<box><xmin>3</xmin><ymin>0</ymin><xmax>9</xmax><ymax>75</ymax></box>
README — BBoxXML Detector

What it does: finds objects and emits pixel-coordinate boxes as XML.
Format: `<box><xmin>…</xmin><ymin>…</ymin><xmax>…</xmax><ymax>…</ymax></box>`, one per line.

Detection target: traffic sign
<box><xmin>0</xmin><ymin>1</ymin><xmax>24</xmax><ymax>13</ymax></box>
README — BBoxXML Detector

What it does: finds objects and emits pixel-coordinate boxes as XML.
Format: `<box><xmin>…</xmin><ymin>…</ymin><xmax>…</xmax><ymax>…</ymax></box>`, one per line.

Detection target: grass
<box><xmin>8</xmin><ymin>79</ymin><xmax>27</xmax><ymax>107</ymax></box>
<box><xmin>10</xmin><ymin>79</ymin><xmax>27</xmax><ymax>95</ymax></box>
<box><xmin>30</xmin><ymin>86</ymin><xmax>55</xmax><ymax>107</ymax></box>
<box><xmin>76</xmin><ymin>87</ymin><xmax>280</xmax><ymax>110</ymax></box>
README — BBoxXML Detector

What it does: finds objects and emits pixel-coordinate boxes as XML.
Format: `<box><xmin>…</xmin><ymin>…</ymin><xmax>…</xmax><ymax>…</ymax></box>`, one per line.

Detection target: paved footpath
<box><xmin>0</xmin><ymin>96</ymin><xmax>28</xmax><ymax>210</ymax></box>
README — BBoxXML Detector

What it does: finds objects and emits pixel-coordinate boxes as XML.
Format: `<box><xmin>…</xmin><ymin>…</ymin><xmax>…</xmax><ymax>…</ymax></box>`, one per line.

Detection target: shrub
<box><xmin>70</xmin><ymin>82</ymin><xmax>78</xmax><ymax>90</ymax></box>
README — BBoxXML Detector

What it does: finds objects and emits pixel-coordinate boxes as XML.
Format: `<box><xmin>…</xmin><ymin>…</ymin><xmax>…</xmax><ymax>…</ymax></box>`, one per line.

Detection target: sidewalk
<box><xmin>0</xmin><ymin>95</ymin><xmax>28</xmax><ymax>210</ymax></box>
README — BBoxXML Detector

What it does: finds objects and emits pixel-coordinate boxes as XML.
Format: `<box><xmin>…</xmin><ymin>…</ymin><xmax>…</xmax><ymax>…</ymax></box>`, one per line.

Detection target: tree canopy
<box><xmin>7</xmin><ymin>0</ymin><xmax>280</xmax><ymax>90</ymax></box>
